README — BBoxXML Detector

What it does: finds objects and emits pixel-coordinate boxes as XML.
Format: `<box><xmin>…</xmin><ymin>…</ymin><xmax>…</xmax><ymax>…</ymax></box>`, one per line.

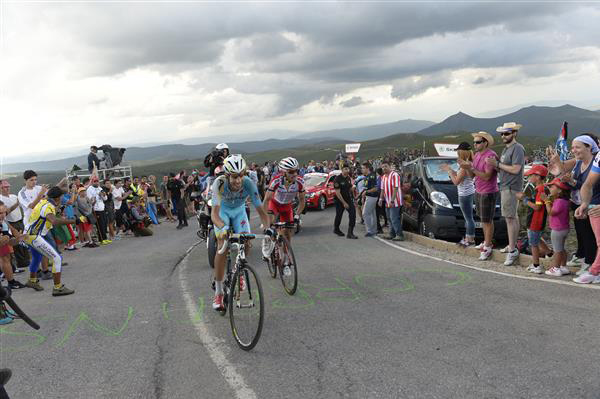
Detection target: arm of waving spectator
<box><xmin>56</xmin><ymin>177</ymin><xmax>68</xmax><ymax>190</ymax></box>
<box><xmin>498</xmin><ymin>163</ymin><xmax>522</xmax><ymax>175</ymax></box>
<box><xmin>578</xmin><ymin>171</ymin><xmax>600</xmax><ymax>218</ymax></box>
<box><xmin>26</xmin><ymin>184</ymin><xmax>48</xmax><ymax>209</ymax></box>
<box><xmin>447</xmin><ymin>168</ymin><xmax>465</xmax><ymax>185</ymax></box>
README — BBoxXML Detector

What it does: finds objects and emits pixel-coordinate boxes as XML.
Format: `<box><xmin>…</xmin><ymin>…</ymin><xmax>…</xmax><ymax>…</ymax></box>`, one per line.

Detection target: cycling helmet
<box><xmin>215</xmin><ymin>143</ymin><xmax>229</xmax><ymax>151</ymax></box>
<box><xmin>278</xmin><ymin>157</ymin><xmax>299</xmax><ymax>171</ymax></box>
<box><xmin>223</xmin><ymin>154</ymin><xmax>247</xmax><ymax>174</ymax></box>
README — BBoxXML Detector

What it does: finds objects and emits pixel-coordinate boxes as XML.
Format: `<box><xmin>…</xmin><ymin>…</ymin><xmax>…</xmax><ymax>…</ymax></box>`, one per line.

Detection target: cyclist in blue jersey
<box><xmin>210</xmin><ymin>155</ymin><xmax>273</xmax><ymax>310</ymax></box>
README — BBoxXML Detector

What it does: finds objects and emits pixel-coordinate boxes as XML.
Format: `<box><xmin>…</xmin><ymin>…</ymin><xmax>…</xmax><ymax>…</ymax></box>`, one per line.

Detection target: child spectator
<box><xmin>0</xmin><ymin>202</ymin><xmax>26</xmax><ymax>290</ymax></box>
<box><xmin>516</xmin><ymin>165</ymin><xmax>548</xmax><ymax>274</ymax></box>
<box><xmin>543</xmin><ymin>178</ymin><xmax>572</xmax><ymax>277</ymax></box>
<box><xmin>76</xmin><ymin>187</ymin><xmax>98</xmax><ymax>248</ymax></box>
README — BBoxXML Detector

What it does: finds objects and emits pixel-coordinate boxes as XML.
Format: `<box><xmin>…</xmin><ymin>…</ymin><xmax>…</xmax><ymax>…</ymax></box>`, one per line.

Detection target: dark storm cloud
<box><xmin>340</xmin><ymin>96</ymin><xmax>369</xmax><ymax>108</ymax></box>
<box><xmin>34</xmin><ymin>2</ymin><xmax>600</xmax><ymax>113</ymax></box>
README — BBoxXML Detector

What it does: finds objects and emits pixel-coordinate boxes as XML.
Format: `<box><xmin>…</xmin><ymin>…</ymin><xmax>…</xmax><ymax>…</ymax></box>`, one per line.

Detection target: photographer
<box><xmin>204</xmin><ymin>143</ymin><xmax>230</xmax><ymax>177</ymax></box>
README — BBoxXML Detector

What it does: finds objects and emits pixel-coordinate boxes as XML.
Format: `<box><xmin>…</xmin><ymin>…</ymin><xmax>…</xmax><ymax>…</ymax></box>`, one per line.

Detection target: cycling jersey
<box><xmin>25</xmin><ymin>199</ymin><xmax>56</xmax><ymax>237</ymax></box>
<box><xmin>267</xmin><ymin>174</ymin><xmax>304</xmax><ymax>205</ymax></box>
<box><xmin>211</xmin><ymin>176</ymin><xmax>262</xmax><ymax>235</ymax></box>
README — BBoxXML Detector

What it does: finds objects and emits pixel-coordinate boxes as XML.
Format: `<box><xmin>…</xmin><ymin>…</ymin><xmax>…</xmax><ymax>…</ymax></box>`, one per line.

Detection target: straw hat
<box><xmin>471</xmin><ymin>131</ymin><xmax>494</xmax><ymax>146</ymax></box>
<box><xmin>496</xmin><ymin>122</ymin><xmax>522</xmax><ymax>133</ymax></box>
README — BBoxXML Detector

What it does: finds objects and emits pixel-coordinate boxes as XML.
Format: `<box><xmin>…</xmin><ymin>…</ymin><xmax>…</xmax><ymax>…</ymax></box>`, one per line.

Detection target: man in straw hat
<box><xmin>486</xmin><ymin>122</ymin><xmax>526</xmax><ymax>266</ymax></box>
<box><xmin>458</xmin><ymin>131</ymin><xmax>499</xmax><ymax>260</ymax></box>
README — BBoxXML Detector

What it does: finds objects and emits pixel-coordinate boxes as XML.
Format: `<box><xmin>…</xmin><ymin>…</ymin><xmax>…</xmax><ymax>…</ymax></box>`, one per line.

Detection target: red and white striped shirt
<box><xmin>381</xmin><ymin>171</ymin><xmax>403</xmax><ymax>207</ymax></box>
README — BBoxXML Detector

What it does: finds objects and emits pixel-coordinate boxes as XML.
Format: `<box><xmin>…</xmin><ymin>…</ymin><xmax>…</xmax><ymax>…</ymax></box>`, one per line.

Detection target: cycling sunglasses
<box><xmin>286</xmin><ymin>170</ymin><xmax>298</xmax><ymax>175</ymax></box>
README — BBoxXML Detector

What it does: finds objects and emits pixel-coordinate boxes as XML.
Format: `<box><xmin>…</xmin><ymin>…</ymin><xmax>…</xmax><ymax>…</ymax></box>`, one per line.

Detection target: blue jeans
<box><xmin>458</xmin><ymin>194</ymin><xmax>475</xmax><ymax>238</ymax></box>
<box><xmin>146</xmin><ymin>202</ymin><xmax>159</xmax><ymax>224</ymax></box>
<box><xmin>385</xmin><ymin>206</ymin><xmax>403</xmax><ymax>237</ymax></box>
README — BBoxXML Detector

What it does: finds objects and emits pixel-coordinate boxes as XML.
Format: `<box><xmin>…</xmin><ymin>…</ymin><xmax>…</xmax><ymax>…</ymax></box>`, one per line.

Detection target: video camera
<box><xmin>98</xmin><ymin>145</ymin><xmax>126</xmax><ymax>169</ymax></box>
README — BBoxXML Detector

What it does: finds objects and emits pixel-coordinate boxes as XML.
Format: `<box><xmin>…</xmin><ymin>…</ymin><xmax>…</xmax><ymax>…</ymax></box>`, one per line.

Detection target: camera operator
<box><xmin>204</xmin><ymin>143</ymin><xmax>230</xmax><ymax>177</ymax></box>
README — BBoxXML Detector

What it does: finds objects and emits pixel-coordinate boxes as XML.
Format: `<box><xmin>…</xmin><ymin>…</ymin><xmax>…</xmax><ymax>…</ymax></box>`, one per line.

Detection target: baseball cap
<box><xmin>545</xmin><ymin>177</ymin><xmax>570</xmax><ymax>191</ymax></box>
<box><xmin>524</xmin><ymin>164</ymin><xmax>548</xmax><ymax>177</ymax></box>
<box><xmin>456</xmin><ymin>142</ymin><xmax>472</xmax><ymax>151</ymax></box>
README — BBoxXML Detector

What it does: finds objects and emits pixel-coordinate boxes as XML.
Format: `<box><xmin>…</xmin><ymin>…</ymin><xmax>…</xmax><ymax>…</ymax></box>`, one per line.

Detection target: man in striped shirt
<box><xmin>378</xmin><ymin>161</ymin><xmax>404</xmax><ymax>241</ymax></box>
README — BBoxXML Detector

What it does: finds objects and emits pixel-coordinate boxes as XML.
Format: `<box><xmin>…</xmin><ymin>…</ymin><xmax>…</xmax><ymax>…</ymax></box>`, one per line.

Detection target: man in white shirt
<box><xmin>0</xmin><ymin>179</ymin><xmax>29</xmax><ymax>271</ymax></box>
<box><xmin>86</xmin><ymin>177</ymin><xmax>110</xmax><ymax>244</ymax></box>
<box><xmin>111</xmin><ymin>179</ymin><xmax>128</xmax><ymax>235</ymax></box>
<box><xmin>18</xmin><ymin>170</ymin><xmax>47</xmax><ymax>225</ymax></box>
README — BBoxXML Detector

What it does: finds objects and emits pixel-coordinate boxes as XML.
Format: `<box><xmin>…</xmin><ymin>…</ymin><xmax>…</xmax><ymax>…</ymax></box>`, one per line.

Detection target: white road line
<box><xmin>178</xmin><ymin>244</ymin><xmax>258</xmax><ymax>399</ymax></box>
<box><xmin>374</xmin><ymin>237</ymin><xmax>600</xmax><ymax>291</ymax></box>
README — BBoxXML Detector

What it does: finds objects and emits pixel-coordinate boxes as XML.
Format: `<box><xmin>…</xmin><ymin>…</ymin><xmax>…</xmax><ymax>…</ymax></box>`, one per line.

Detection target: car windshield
<box><xmin>423</xmin><ymin>159</ymin><xmax>459</xmax><ymax>182</ymax></box>
<box><xmin>304</xmin><ymin>175</ymin><xmax>327</xmax><ymax>187</ymax></box>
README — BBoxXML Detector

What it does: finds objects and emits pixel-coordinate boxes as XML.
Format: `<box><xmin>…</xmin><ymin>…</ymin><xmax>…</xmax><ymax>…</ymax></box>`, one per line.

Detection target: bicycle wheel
<box><xmin>278</xmin><ymin>236</ymin><xmax>298</xmax><ymax>295</ymax></box>
<box><xmin>267</xmin><ymin>245</ymin><xmax>278</xmax><ymax>279</ymax></box>
<box><xmin>228</xmin><ymin>264</ymin><xmax>264</xmax><ymax>351</ymax></box>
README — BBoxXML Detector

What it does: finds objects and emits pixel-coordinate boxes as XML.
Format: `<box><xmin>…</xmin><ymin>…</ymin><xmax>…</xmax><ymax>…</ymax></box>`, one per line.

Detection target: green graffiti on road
<box><xmin>161</xmin><ymin>297</ymin><xmax>205</xmax><ymax>324</ymax></box>
<box><xmin>55</xmin><ymin>307</ymin><xmax>135</xmax><ymax>347</ymax></box>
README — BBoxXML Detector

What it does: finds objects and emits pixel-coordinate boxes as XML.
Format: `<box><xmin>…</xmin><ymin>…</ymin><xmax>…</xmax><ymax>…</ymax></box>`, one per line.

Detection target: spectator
<box><xmin>378</xmin><ymin>160</ymin><xmax>404</xmax><ymax>241</ymax></box>
<box><xmin>159</xmin><ymin>176</ymin><xmax>175</xmax><ymax>222</ymax></box>
<box><xmin>103</xmin><ymin>179</ymin><xmax>117</xmax><ymax>239</ymax></box>
<box><xmin>488</xmin><ymin>122</ymin><xmax>525</xmax><ymax>266</ymax></box>
<box><xmin>111</xmin><ymin>179</ymin><xmax>127</xmax><ymax>238</ymax></box>
<box><xmin>333</xmin><ymin>163</ymin><xmax>358</xmax><ymax>239</ymax></box>
<box><xmin>0</xmin><ymin>180</ymin><xmax>29</xmax><ymax>272</ymax></box>
<box><xmin>88</xmin><ymin>146</ymin><xmax>102</xmax><ymax>173</ymax></box>
<box><xmin>145</xmin><ymin>175</ymin><xmax>159</xmax><ymax>225</ymax></box>
<box><xmin>0</xmin><ymin>201</ymin><xmax>26</xmax><ymax>289</ymax></box>
<box><xmin>441</xmin><ymin>142</ymin><xmax>476</xmax><ymax>247</ymax></box>
<box><xmin>61</xmin><ymin>183</ymin><xmax>78</xmax><ymax>250</ymax></box>
<box><xmin>361</xmin><ymin>162</ymin><xmax>379</xmax><ymax>237</ymax></box>
<box><xmin>516</xmin><ymin>165</ymin><xmax>548</xmax><ymax>274</ymax></box>
<box><xmin>76</xmin><ymin>187</ymin><xmax>97</xmax><ymax>247</ymax></box>
<box><xmin>167</xmin><ymin>173</ymin><xmax>188</xmax><ymax>229</ymax></box>
<box><xmin>129</xmin><ymin>196</ymin><xmax>154</xmax><ymax>236</ymax></box>
<box><xmin>543</xmin><ymin>178</ymin><xmax>571</xmax><ymax>276</ymax></box>
<box><xmin>375</xmin><ymin>168</ymin><xmax>387</xmax><ymax>233</ymax></box>
<box><xmin>459</xmin><ymin>131</ymin><xmax>498</xmax><ymax>261</ymax></box>
<box><xmin>548</xmin><ymin>134</ymin><xmax>600</xmax><ymax>275</ymax></box>
<box><xmin>87</xmin><ymin>177</ymin><xmax>110</xmax><ymax>245</ymax></box>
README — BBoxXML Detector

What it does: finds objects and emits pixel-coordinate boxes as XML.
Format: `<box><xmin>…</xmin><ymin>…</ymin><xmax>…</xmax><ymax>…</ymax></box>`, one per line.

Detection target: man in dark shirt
<box><xmin>167</xmin><ymin>173</ymin><xmax>188</xmax><ymax>229</ymax></box>
<box><xmin>361</xmin><ymin>162</ymin><xmax>378</xmax><ymax>237</ymax></box>
<box><xmin>87</xmin><ymin>146</ymin><xmax>102</xmax><ymax>173</ymax></box>
<box><xmin>333</xmin><ymin>163</ymin><xmax>357</xmax><ymax>239</ymax></box>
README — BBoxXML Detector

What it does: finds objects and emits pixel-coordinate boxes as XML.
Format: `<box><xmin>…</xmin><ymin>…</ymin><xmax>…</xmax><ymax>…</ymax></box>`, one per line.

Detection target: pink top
<box><xmin>472</xmin><ymin>149</ymin><xmax>499</xmax><ymax>194</ymax></box>
<box><xmin>549</xmin><ymin>198</ymin><xmax>570</xmax><ymax>231</ymax></box>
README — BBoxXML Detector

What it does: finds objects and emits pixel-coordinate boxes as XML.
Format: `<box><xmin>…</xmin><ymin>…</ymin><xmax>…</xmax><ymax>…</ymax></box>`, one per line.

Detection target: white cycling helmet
<box><xmin>279</xmin><ymin>157</ymin><xmax>299</xmax><ymax>171</ymax></box>
<box><xmin>215</xmin><ymin>143</ymin><xmax>229</xmax><ymax>151</ymax></box>
<box><xmin>223</xmin><ymin>154</ymin><xmax>247</xmax><ymax>174</ymax></box>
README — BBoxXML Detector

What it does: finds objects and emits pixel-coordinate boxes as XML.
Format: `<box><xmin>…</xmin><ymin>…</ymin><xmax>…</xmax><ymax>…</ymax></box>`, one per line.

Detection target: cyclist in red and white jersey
<box><xmin>261</xmin><ymin>158</ymin><xmax>305</xmax><ymax>272</ymax></box>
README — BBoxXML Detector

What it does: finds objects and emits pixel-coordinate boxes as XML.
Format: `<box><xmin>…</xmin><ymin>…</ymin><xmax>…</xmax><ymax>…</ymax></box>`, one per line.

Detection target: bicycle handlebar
<box><xmin>0</xmin><ymin>286</ymin><xmax>40</xmax><ymax>330</ymax></box>
<box><xmin>216</xmin><ymin>233</ymin><xmax>268</xmax><ymax>255</ymax></box>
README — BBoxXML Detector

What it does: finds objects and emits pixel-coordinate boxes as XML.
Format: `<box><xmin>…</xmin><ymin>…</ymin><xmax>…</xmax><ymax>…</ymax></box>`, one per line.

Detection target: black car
<box><xmin>401</xmin><ymin>156</ymin><xmax>507</xmax><ymax>241</ymax></box>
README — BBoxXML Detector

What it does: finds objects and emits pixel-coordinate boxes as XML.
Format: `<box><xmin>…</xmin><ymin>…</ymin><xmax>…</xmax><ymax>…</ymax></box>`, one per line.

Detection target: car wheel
<box><xmin>419</xmin><ymin>218</ymin><xmax>435</xmax><ymax>239</ymax></box>
<box><xmin>318</xmin><ymin>195</ymin><xmax>327</xmax><ymax>211</ymax></box>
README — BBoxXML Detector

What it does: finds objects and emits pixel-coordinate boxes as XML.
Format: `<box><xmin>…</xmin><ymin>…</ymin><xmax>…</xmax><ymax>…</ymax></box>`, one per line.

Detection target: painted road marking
<box><xmin>178</xmin><ymin>243</ymin><xmax>257</xmax><ymax>399</ymax></box>
<box><xmin>375</xmin><ymin>237</ymin><xmax>600</xmax><ymax>291</ymax></box>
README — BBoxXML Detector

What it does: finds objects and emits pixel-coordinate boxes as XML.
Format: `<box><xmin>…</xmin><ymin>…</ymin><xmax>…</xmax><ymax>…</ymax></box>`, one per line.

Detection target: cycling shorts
<box><xmin>268</xmin><ymin>199</ymin><xmax>293</xmax><ymax>223</ymax></box>
<box><xmin>214</xmin><ymin>206</ymin><xmax>251</xmax><ymax>237</ymax></box>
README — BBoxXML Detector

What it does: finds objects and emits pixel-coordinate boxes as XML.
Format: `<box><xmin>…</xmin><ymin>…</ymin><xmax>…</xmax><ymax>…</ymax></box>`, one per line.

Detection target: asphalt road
<box><xmin>3</xmin><ymin>207</ymin><xmax>600</xmax><ymax>399</ymax></box>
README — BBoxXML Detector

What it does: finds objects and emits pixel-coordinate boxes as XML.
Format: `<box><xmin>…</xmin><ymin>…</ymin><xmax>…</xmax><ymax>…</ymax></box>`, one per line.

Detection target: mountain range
<box><xmin>4</xmin><ymin>104</ymin><xmax>600</xmax><ymax>174</ymax></box>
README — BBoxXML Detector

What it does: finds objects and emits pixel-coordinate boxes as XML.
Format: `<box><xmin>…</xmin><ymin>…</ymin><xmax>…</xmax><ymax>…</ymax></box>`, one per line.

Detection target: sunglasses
<box><xmin>473</xmin><ymin>140</ymin><xmax>485</xmax><ymax>144</ymax></box>
<box><xmin>230</xmin><ymin>173</ymin><xmax>245</xmax><ymax>179</ymax></box>
<box><xmin>500</xmin><ymin>132</ymin><xmax>514</xmax><ymax>137</ymax></box>
<box><xmin>286</xmin><ymin>170</ymin><xmax>298</xmax><ymax>175</ymax></box>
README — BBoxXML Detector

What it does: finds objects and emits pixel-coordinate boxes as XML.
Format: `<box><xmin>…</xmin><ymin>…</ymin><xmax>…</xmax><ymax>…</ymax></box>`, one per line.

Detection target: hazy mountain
<box><xmin>418</xmin><ymin>105</ymin><xmax>600</xmax><ymax>137</ymax></box>
<box><xmin>296</xmin><ymin>119</ymin><xmax>435</xmax><ymax>141</ymax></box>
<box><xmin>2</xmin><ymin>138</ymin><xmax>335</xmax><ymax>173</ymax></box>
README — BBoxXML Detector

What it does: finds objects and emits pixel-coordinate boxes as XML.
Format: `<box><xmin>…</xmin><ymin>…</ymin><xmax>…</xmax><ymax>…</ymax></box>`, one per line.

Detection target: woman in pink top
<box><xmin>543</xmin><ymin>178</ymin><xmax>571</xmax><ymax>277</ymax></box>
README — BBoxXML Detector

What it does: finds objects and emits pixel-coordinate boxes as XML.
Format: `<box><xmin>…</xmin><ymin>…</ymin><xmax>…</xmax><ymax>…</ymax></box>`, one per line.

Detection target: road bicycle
<box><xmin>216</xmin><ymin>232</ymin><xmax>265</xmax><ymax>351</ymax></box>
<box><xmin>0</xmin><ymin>285</ymin><xmax>40</xmax><ymax>399</ymax></box>
<box><xmin>264</xmin><ymin>221</ymin><xmax>298</xmax><ymax>295</ymax></box>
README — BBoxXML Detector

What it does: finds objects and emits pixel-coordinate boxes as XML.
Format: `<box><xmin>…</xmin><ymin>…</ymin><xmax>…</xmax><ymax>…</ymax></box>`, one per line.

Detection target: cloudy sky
<box><xmin>2</xmin><ymin>1</ymin><xmax>600</xmax><ymax>159</ymax></box>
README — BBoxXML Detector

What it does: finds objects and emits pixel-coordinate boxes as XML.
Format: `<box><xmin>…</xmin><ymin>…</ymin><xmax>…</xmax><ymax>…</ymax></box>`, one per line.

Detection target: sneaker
<box><xmin>392</xmin><ymin>235</ymin><xmax>405</xmax><ymax>242</ymax></box>
<box><xmin>457</xmin><ymin>238</ymin><xmax>467</xmax><ymax>247</ymax></box>
<box><xmin>333</xmin><ymin>229</ymin><xmax>345</xmax><ymax>237</ymax></box>
<box><xmin>64</xmin><ymin>245</ymin><xmax>77</xmax><ymax>251</ymax></box>
<box><xmin>41</xmin><ymin>270</ymin><xmax>53</xmax><ymax>280</ymax></box>
<box><xmin>576</xmin><ymin>263</ymin><xmax>591</xmax><ymax>276</ymax></box>
<box><xmin>14</xmin><ymin>267</ymin><xmax>25</xmax><ymax>274</ymax></box>
<box><xmin>529</xmin><ymin>265</ymin><xmax>545</xmax><ymax>274</ymax></box>
<box><xmin>25</xmin><ymin>280</ymin><xmax>44</xmax><ymax>291</ymax></box>
<box><xmin>52</xmin><ymin>284</ymin><xmax>75</xmax><ymax>296</ymax></box>
<box><xmin>475</xmin><ymin>242</ymin><xmax>485</xmax><ymax>250</ymax></box>
<box><xmin>212</xmin><ymin>294</ymin><xmax>225</xmax><ymax>310</ymax></box>
<box><xmin>101</xmin><ymin>240</ymin><xmax>112</xmax><ymax>245</ymax></box>
<box><xmin>365</xmin><ymin>232</ymin><xmax>375</xmax><ymax>237</ymax></box>
<box><xmin>545</xmin><ymin>267</ymin><xmax>570</xmax><ymax>277</ymax></box>
<box><xmin>8</xmin><ymin>280</ymin><xmax>26</xmax><ymax>290</ymax></box>
<box><xmin>500</xmin><ymin>245</ymin><xmax>510</xmax><ymax>253</ymax></box>
<box><xmin>0</xmin><ymin>316</ymin><xmax>13</xmax><ymax>325</ymax></box>
<box><xmin>573</xmin><ymin>271</ymin><xmax>600</xmax><ymax>284</ymax></box>
<box><xmin>504</xmin><ymin>249</ymin><xmax>519</xmax><ymax>266</ymax></box>
<box><xmin>567</xmin><ymin>255</ymin><xmax>584</xmax><ymax>267</ymax></box>
<box><xmin>283</xmin><ymin>265</ymin><xmax>292</xmax><ymax>277</ymax></box>
<box><xmin>479</xmin><ymin>246</ymin><xmax>493</xmax><ymax>261</ymax></box>
<box><xmin>261</xmin><ymin>238</ymin><xmax>274</xmax><ymax>258</ymax></box>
